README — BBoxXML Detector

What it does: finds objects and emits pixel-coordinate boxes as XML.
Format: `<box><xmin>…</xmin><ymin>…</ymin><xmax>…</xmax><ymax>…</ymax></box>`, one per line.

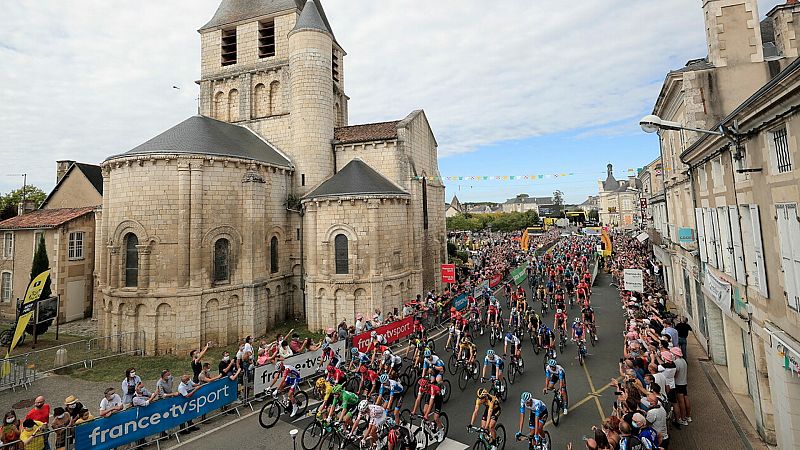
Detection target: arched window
<box><xmin>269</xmin><ymin>81</ymin><xmax>281</xmax><ymax>115</ymax></box>
<box><xmin>334</xmin><ymin>234</ymin><xmax>348</xmax><ymax>274</ymax></box>
<box><xmin>214</xmin><ymin>238</ymin><xmax>230</xmax><ymax>282</ymax></box>
<box><xmin>270</xmin><ymin>236</ymin><xmax>279</xmax><ymax>274</ymax></box>
<box><xmin>124</xmin><ymin>233</ymin><xmax>139</xmax><ymax>287</ymax></box>
<box><xmin>228</xmin><ymin>89</ymin><xmax>240</xmax><ymax>122</ymax></box>
<box><xmin>214</xmin><ymin>91</ymin><xmax>227</xmax><ymax>121</ymax></box>
<box><xmin>253</xmin><ymin>83</ymin><xmax>268</xmax><ymax>118</ymax></box>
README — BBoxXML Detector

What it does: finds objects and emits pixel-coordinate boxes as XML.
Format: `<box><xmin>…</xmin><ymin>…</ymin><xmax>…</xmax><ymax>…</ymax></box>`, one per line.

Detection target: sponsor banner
<box><xmin>76</xmin><ymin>377</ymin><xmax>237</xmax><ymax>450</ymax></box>
<box><xmin>489</xmin><ymin>273</ymin><xmax>503</xmax><ymax>288</ymax></box>
<box><xmin>351</xmin><ymin>316</ymin><xmax>414</xmax><ymax>355</ymax></box>
<box><xmin>623</xmin><ymin>269</ymin><xmax>644</xmax><ymax>292</ymax></box>
<box><xmin>678</xmin><ymin>227</ymin><xmax>695</xmax><ymax>244</ymax></box>
<box><xmin>510</xmin><ymin>264</ymin><xmax>528</xmax><ymax>286</ymax></box>
<box><xmin>441</xmin><ymin>264</ymin><xmax>456</xmax><ymax>284</ymax></box>
<box><xmin>703</xmin><ymin>267</ymin><xmax>732</xmax><ymax>311</ymax></box>
<box><xmin>452</xmin><ymin>293</ymin><xmax>469</xmax><ymax>311</ymax></box>
<box><xmin>253</xmin><ymin>340</ymin><xmax>346</xmax><ymax>392</ymax></box>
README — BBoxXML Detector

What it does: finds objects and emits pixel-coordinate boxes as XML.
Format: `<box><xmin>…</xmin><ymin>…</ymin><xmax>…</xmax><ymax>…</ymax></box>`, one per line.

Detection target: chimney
<box><xmin>17</xmin><ymin>199</ymin><xmax>35</xmax><ymax>216</ymax></box>
<box><xmin>56</xmin><ymin>160</ymin><xmax>75</xmax><ymax>184</ymax></box>
<box><xmin>767</xmin><ymin>0</ymin><xmax>800</xmax><ymax>59</ymax></box>
<box><xmin>703</xmin><ymin>0</ymin><xmax>764</xmax><ymax>67</ymax></box>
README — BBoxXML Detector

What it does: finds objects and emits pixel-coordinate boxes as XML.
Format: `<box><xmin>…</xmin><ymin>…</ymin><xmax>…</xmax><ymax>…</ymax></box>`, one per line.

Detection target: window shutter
<box><xmin>787</xmin><ymin>204</ymin><xmax>800</xmax><ymax>310</ymax></box>
<box><xmin>711</xmin><ymin>208</ymin><xmax>724</xmax><ymax>269</ymax></box>
<box><xmin>696</xmin><ymin>208</ymin><xmax>708</xmax><ymax>263</ymax></box>
<box><xmin>728</xmin><ymin>205</ymin><xmax>746</xmax><ymax>283</ymax></box>
<box><xmin>776</xmin><ymin>204</ymin><xmax>796</xmax><ymax>308</ymax></box>
<box><xmin>704</xmin><ymin>208</ymin><xmax>718</xmax><ymax>268</ymax></box>
<box><xmin>718</xmin><ymin>206</ymin><xmax>734</xmax><ymax>277</ymax></box>
<box><xmin>750</xmin><ymin>205</ymin><xmax>769</xmax><ymax>297</ymax></box>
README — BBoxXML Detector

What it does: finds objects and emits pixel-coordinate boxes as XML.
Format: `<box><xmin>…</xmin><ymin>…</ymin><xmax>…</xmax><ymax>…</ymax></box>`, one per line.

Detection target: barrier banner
<box><xmin>253</xmin><ymin>340</ymin><xmax>345</xmax><ymax>393</ymax></box>
<box><xmin>489</xmin><ymin>273</ymin><xmax>503</xmax><ymax>288</ymax></box>
<box><xmin>351</xmin><ymin>316</ymin><xmax>414</xmax><ymax>354</ymax></box>
<box><xmin>452</xmin><ymin>293</ymin><xmax>469</xmax><ymax>311</ymax></box>
<box><xmin>623</xmin><ymin>269</ymin><xmax>644</xmax><ymax>292</ymax></box>
<box><xmin>76</xmin><ymin>377</ymin><xmax>237</xmax><ymax>450</ymax></box>
<box><xmin>511</xmin><ymin>264</ymin><xmax>528</xmax><ymax>286</ymax></box>
<box><xmin>441</xmin><ymin>264</ymin><xmax>456</xmax><ymax>284</ymax></box>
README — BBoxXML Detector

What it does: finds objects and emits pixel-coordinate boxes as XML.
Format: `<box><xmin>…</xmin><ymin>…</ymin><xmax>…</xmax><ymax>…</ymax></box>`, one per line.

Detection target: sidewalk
<box><xmin>667</xmin><ymin>333</ymin><xmax>771</xmax><ymax>450</ymax></box>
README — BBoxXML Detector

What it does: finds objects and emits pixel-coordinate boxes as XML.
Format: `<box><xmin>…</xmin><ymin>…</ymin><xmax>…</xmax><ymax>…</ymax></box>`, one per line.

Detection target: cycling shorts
<box><xmin>432</xmin><ymin>394</ymin><xmax>444</xmax><ymax>414</ymax></box>
<box><xmin>529</xmin><ymin>412</ymin><xmax>547</xmax><ymax>429</ymax></box>
<box><xmin>286</xmin><ymin>376</ymin><xmax>300</xmax><ymax>390</ymax></box>
<box><xmin>481</xmin><ymin>405</ymin><xmax>502</xmax><ymax>421</ymax></box>
<box><xmin>370</xmin><ymin>411</ymin><xmax>387</xmax><ymax>427</ymax></box>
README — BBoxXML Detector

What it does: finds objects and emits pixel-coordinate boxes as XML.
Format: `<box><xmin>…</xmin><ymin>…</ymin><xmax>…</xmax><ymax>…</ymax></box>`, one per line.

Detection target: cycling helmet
<box><xmin>386</xmin><ymin>417</ymin><xmax>396</xmax><ymax>428</ymax></box>
<box><xmin>326</xmin><ymin>365</ymin><xmax>335</xmax><ymax>373</ymax></box>
<box><xmin>321</xmin><ymin>341</ymin><xmax>330</xmax><ymax>350</ymax></box>
<box><xmin>383</xmin><ymin>349</ymin><xmax>392</xmax><ymax>357</ymax></box>
<box><xmin>521</xmin><ymin>392</ymin><xmax>532</xmax><ymax>404</ymax></box>
<box><xmin>418</xmin><ymin>378</ymin><xmax>429</xmax><ymax>389</ymax></box>
<box><xmin>547</xmin><ymin>358</ymin><xmax>557</xmax><ymax>368</ymax></box>
<box><xmin>574</xmin><ymin>318</ymin><xmax>581</xmax><ymax>324</ymax></box>
<box><xmin>486</xmin><ymin>349</ymin><xmax>495</xmax><ymax>357</ymax></box>
<box><xmin>331</xmin><ymin>384</ymin><xmax>343</xmax><ymax>395</ymax></box>
<box><xmin>477</xmin><ymin>388</ymin><xmax>489</xmax><ymax>399</ymax></box>
<box><xmin>315</xmin><ymin>377</ymin><xmax>327</xmax><ymax>390</ymax></box>
<box><xmin>450</xmin><ymin>306</ymin><xmax>456</xmax><ymax>313</ymax></box>
<box><xmin>379</xmin><ymin>373</ymin><xmax>389</xmax><ymax>384</ymax></box>
<box><xmin>511</xmin><ymin>307</ymin><xmax>518</xmax><ymax>313</ymax></box>
<box><xmin>424</xmin><ymin>349</ymin><xmax>432</xmax><ymax>358</ymax></box>
<box><xmin>276</xmin><ymin>361</ymin><xmax>284</xmax><ymax>371</ymax></box>
<box><xmin>371</xmin><ymin>331</ymin><xmax>377</xmax><ymax>338</ymax></box>
<box><xmin>351</xmin><ymin>347</ymin><xmax>359</xmax><ymax>355</ymax></box>
<box><xmin>462</xmin><ymin>335</ymin><xmax>471</xmax><ymax>343</ymax></box>
<box><xmin>358</xmin><ymin>400</ymin><xmax>369</xmax><ymax>412</ymax></box>
<box><xmin>556</xmin><ymin>309</ymin><xmax>563</xmax><ymax>314</ymax></box>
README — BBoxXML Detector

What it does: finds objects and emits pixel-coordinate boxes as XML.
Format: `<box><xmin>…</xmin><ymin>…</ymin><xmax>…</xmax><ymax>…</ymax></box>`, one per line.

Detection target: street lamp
<box><xmin>290</xmin><ymin>429</ymin><xmax>299</xmax><ymax>450</ymax></box>
<box><xmin>639</xmin><ymin>115</ymin><xmax>724</xmax><ymax>136</ymax></box>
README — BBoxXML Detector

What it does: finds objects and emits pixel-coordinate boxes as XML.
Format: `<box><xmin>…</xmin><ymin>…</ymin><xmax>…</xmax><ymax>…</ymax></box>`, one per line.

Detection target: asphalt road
<box><xmin>181</xmin><ymin>270</ymin><xmax>625</xmax><ymax>450</ymax></box>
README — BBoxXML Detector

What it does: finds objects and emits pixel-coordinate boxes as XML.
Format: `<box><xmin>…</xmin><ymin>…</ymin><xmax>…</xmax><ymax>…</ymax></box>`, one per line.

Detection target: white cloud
<box><xmin>0</xmin><ymin>0</ymin><xmax>784</xmax><ymax>193</ymax></box>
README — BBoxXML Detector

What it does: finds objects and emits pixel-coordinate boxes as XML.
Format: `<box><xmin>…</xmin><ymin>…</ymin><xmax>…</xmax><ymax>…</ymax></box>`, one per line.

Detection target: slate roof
<box><xmin>669</xmin><ymin>58</ymin><xmax>714</xmax><ymax>74</ymax></box>
<box><xmin>0</xmin><ymin>207</ymin><xmax>94</xmax><ymax>230</ymax></box>
<box><xmin>40</xmin><ymin>162</ymin><xmax>103</xmax><ymax>209</ymax></box>
<box><xmin>334</xmin><ymin>121</ymin><xmax>399</xmax><ymax>144</ymax></box>
<box><xmin>106</xmin><ymin>116</ymin><xmax>292</xmax><ymax>168</ymax></box>
<box><xmin>292</xmin><ymin>0</ymin><xmax>327</xmax><ymax>33</ymax></box>
<box><xmin>199</xmin><ymin>0</ymin><xmax>336</xmax><ymax>40</ymax></box>
<box><xmin>304</xmin><ymin>159</ymin><xmax>408</xmax><ymax>199</ymax></box>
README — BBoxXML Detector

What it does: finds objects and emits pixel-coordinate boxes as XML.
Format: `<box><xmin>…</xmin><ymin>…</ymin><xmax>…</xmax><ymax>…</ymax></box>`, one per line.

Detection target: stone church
<box><xmin>95</xmin><ymin>0</ymin><xmax>446</xmax><ymax>354</ymax></box>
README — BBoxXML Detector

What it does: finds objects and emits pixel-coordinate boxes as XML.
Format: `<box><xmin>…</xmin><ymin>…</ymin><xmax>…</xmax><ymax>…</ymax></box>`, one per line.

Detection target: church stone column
<box><xmin>189</xmin><ymin>163</ymin><xmax>204</xmax><ymax>288</ymax></box>
<box><xmin>369</xmin><ymin>200</ymin><xmax>380</xmax><ymax>275</ymax></box>
<box><xmin>137</xmin><ymin>246</ymin><xmax>151</xmax><ymax>292</ymax></box>
<box><xmin>177</xmin><ymin>161</ymin><xmax>190</xmax><ymax>287</ymax></box>
<box><xmin>109</xmin><ymin>247</ymin><xmax>119</xmax><ymax>288</ymax></box>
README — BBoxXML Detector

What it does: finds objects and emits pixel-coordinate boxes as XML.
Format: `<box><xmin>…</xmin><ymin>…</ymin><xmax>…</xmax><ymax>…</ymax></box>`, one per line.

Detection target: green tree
<box><xmin>0</xmin><ymin>185</ymin><xmax>47</xmax><ymax>220</ymax></box>
<box><xmin>588</xmin><ymin>209</ymin><xmax>599</xmax><ymax>221</ymax></box>
<box><xmin>30</xmin><ymin>233</ymin><xmax>51</xmax><ymax>300</ymax></box>
<box><xmin>553</xmin><ymin>190</ymin><xmax>564</xmax><ymax>216</ymax></box>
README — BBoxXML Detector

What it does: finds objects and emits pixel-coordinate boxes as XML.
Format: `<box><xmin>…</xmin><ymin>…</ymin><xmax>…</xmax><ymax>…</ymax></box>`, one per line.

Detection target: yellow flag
<box><xmin>6</xmin><ymin>270</ymin><xmax>50</xmax><ymax>354</ymax></box>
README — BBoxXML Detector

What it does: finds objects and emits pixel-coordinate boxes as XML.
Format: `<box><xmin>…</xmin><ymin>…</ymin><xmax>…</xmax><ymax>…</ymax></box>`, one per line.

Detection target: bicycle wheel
<box><xmin>472</xmin><ymin>440</ymin><xmax>488</xmax><ymax>450</ymax></box>
<box><xmin>489</xmin><ymin>331</ymin><xmax>496</xmax><ymax>347</ymax></box>
<box><xmin>413</xmin><ymin>426</ymin><xmax>428</xmax><ymax>450</ymax></box>
<box><xmin>496</xmin><ymin>423</ymin><xmax>507</xmax><ymax>450</ymax></box>
<box><xmin>258</xmin><ymin>401</ymin><xmax>281</xmax><ymax>428</ymax></box>
<box><xmin>426</xmin><ymin>339</ymin><xmax>435</xmax><ymax>352</ymax></box>
<box><xmin>508</xmin><ymin>363</ymin><xmax>516</xmax><ymax>385</ymax></box>
<box><xmin>448</xmin><ymin>354</ymin><xmax>458</xmax><ymax>375</ymax></box>
<box><xmin>542</xmin><ymin>430</ymin><xmax>552</xmax><ymax>450</ymax></box>
<box><xmin>438</xmin><ymin>411</ymin><xmax>450</xmax><ymax>441</ymax></box>
<box><xmin>442</xmin><ymin>379</ymin><xmax>452</xmax><ymax>403</ymax></box>
<box><xmin>301</xmin><ymin>421</ymin><xmax>324</xmax><ymax>450</ymax></box>
<box><xmin>532</xmin><ymin>335</ymin><xmax>540</xmax><ymax>355</ymax></box>
<box><xmin>458</xmin><ymin>366</ymin><xmax>469</xmax><ymax>391</ymax></box>
<box><xmin>590</xmin><ymin>331</ymin><xmax>596</xmax><ymax>347</ymax></box>
<box><xmin>551</xmin><ymin>398</ymin><xmax>560</xmax><ymax>426</ymax></box>
<box><xmin>319</xmin><ymin>430</ymin><xmax>342</xmax><ymax>450</ymax></box>
<box><xmin>295</xmin><ymin>391</ymin><xmax>309</xmax><ymax>416</ymax></box>
<box><xmin>499</xmin><ymin>378</ymin><xmax>508</xmax><ymax>401</ymax></box>
<box><xmin>518</xmin><ymin>357</ymin><xmax>525</xmax><ymax>375</ymax></box>
<box><xmin>579</xmin><ymin>350</ymin><xmax>584</xmax><ymax>366</ymax></box>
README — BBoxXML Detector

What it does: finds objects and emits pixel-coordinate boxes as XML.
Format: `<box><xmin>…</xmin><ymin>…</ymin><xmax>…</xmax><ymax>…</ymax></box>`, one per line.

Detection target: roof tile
<box><xmin>0</xmin><ymin>207</ymin><xmax>94</xmax><ymax>230</ymax></box>
<box><xmin>334</xmin><ymin>121</ymin><xmax>399</xmax><ymax>144</ymax></box>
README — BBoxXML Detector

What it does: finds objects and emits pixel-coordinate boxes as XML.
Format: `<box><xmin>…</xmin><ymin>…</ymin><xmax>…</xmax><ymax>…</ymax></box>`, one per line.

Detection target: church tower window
<box><xmin>270</xmin><ymin>236</ymin><xmax>279</xmax><ymax>274</ymax></box>
<box><xmin>258</xmin><ymin>20</ymin><xmax>276</xmax><ymax>58</ymax></box>
<box><xmin>334</xmin><ymin>234</ymin><xmax>349</xmax><ymax>274</ymax></box>
<box><xmin>124</xmin><ymin>233</ymin><xmax>139</xmax><ymax>288</ymax></box>
<box><xmin>221</xmin><ymin>28</ymin><xmax>237</xmax><ymax>66</ymax></box>
<box><xmin>214</xmin><ymin>238</ymin><xmax>230</xmax><ymax>282</ymax></box>
<box><xmin>332</xmin><ymin>50</ymin><xmax>340</xmax><ymax>83</ymax></box>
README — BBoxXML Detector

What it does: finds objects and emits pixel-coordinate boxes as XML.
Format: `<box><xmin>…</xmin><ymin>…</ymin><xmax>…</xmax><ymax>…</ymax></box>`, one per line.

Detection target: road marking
<box><xmin>582</xmin><ymin>361</ymin><xmax>606</xmax><ymax>421</ymax></box>
<box><xmin>438</xmin><ymin>438</ymin><xmax>469</xmax><ymax>449</ymax></box>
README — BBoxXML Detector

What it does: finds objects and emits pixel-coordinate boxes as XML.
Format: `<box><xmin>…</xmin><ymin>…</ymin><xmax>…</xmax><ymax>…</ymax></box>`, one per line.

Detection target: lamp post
<box><xmin>290</xmin><ymin>429</ymin><xmax>298</xmax><ymax>450</ymax></box>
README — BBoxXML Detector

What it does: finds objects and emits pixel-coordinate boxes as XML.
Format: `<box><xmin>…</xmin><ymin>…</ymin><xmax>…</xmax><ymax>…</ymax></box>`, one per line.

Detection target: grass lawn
<box><xmin>65</xmin><ymin>319</ymin><xmax>323</xmax><ymax>383</ymax></box>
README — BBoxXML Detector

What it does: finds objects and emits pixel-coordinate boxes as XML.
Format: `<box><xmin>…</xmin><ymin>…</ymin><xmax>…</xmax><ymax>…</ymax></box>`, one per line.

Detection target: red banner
<box><xmin>351</xmin><ymin>316</ymin><xmax>415</xmax><ymax>353</ymax></box>
<box><xmin>489</xmin><ymin>273</ymin><xmax>503</xmax><ymax>288</ymax></box>
<box><xmin>441</xmin><ymin>264</ymin><xmax>456</xmax><ymax>284</ymax></box>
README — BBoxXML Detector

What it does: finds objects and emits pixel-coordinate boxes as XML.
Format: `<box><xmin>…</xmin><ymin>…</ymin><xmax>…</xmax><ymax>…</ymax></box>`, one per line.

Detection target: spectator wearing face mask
<box><xmin>219</xmin><ymin>352</ymin><xmax>236</xmax><ymax>376</ymax></box>
<box><xmin>132</xmin><ymin>382</ymin><xmax>157</xmax><ymax>407</ymax></box>
<box><xmin>50</xmin><ymin>408</ymin><xmax>69</xmax><ymax>450</ymax></box>
<box><xmin>24</xmin><ymin>396</ymin><xmax>49</xmax><ymax>426</ymax></box>
<box><xmin>63</xmin><ymin>396</ymin><xmax>84</xmax><ymax>426</ymax></box>
<box><xmin>2</xmin><ymin>411</ymin><xmax>20</xmax><ymax>449</ymax></box>
<box><xmin>121</xmin><ymin>368</ymin><xmax>141</xmax><ymax>406</ymax></box>
<box><xmin>99</xmin><ymin>388</ymin><xmax>124</xmax><ymax>417</ymax></box>
<box><xmin>156</xmin><ymin>369</ymin><xmax>179</xmax><ymax>399</ymax></box>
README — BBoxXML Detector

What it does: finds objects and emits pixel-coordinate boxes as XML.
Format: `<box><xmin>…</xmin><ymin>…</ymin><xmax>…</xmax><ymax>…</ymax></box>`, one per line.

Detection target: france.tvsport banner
<box><xmin>511</xmin><ymin>264</ymin><xmax>528</xmax><ymax>286</ymax></box>
<box><xmin>76</xmin><ymin>377</ymin><xmax>237</xmax><ymax>450</ymax></box>
<box><xmin>253</xmin><ymin>339</ymin><xmax>346</xmax><ymax>393</ymax></box>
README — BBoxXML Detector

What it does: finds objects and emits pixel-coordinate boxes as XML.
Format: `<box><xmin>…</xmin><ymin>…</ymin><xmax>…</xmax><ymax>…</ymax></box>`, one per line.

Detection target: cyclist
<box><xmin>486</xmin><ymin>298</ymin><xmax>501</xmax><ymax>329</ymax></box>
<box><xmin>349</xmin><ymin>347</ymin><xmax>370</xmax><ymax>372</ymax></box>
<box><xmin>469</xmin><ymin>388</ymin><xmax>502</xmax><ymax>448</ymax></box>
<box><xmin>516</xmin><ymin>391</ymin><xmax>548</xmax><ymax>447</ymax></box>
<box><xmin>351</xmin><ymin>400</ymin><xmax>385</xmax><ymax>448</ymax></box>
<box><xmin>503</xmin><ymin>331</ymin><xmax>522</xmax><ymax>362</ymax></box>
<box><xmin>380</xmin><ymin>349</ymin><xmax>403</xmax><ymax>377</ymax></box>
<box><xmin>543</xmin><ymin>358</ymin><xmax>568</xmax><ymax>415</ymax></box>
<box><xmin>386</xmin><ymin>417</ymin><xmax>415</xmax><ymax>450</ymax></box>
<box><xmin>325</xmin><ymin>364</ymin><xmax>347</xmax><ymax>386</ymax></box>
<box><xmin>538</xmin><ymin>324</ymin><xmax>556</xmax><ymax>359</ymax></box>
<box><xmin>422</xmin><ymin>349</ymin><xmax>446</xmax><ymax>383</ymax></box>
<box><xmin>526</xmin><ymin>309</ymin><xmax>541</xmax><ymax>338</ymax></box>
<box><xmin>553</xmin><ymin>308</ymin><xmax>568</xmax><ymax>338</ymax></box>
<box><xmin>408</xmin><ymin>336</ymin><xmax>427</xmax><ymax>367</ymax></box>
<box><xmin>571</xmin><ymin>318</ymin><xmax>586</xmax><ymax>344</ymax></box>
<box><xmin>411</xmin><ymin>378</ymin><xmax>446</xmax><ymax>442</ymax></box>
<box><xmin>367</xmin><ymin>332</ymin><xmax>388</xmax><ymax>364</ymax></box>
<box><xmin>509</xmin><ymin>306</ymin><xmax>522</xmax><ymax>332</ymax></box>
<box><xmin>325</xmin><ymin>384</ymin><xmax>359</xmax><ymax>428</ymax></box>
<box><xmin>582</xmin><ymin>304</ymin><xmax>596</xmax><ymax>340</ymax></box>
<box><xmin>481</xmin><ymin>349</ymin><xmax>505</xmax><ymax>393</ymax></box>
<box><xmin>269</xmin><ymin>361</ymin><xmax>302</xmax><ymax>417</ymax></box>
<box><xmin>459</xmin><ymin>334</ymin><xmax>478</xmax><ymax>371</ymax></box>
<box><xmin>314</xmin><ymin>377</ymin><xmax>334</xmax><ymax>419</ymax></box>
<box><xmin>536</xmin><ymin>284</ymin><xmax>546</xmax><ymax>303</ymax></box>
<box><xmin>317</xmin><ymin>339</ymin><xmax>341</xmax><ymax>371</ymax></box>
<box><xmin>377</xmin><ymin>373</ymin><xmax>404</xmax><ymax>422</ymax></box>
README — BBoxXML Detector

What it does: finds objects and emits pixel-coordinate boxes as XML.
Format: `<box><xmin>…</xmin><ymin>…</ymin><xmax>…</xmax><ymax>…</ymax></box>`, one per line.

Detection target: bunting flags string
<box><xmin>411</xmin><ymin>167</ymin><xmax>667</xmax><ymax>182</ymax></box>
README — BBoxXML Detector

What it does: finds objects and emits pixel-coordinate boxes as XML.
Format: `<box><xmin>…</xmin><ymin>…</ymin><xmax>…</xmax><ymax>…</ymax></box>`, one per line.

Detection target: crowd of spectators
<box><xmin>575</xmin><ymin>233</ymin><xmax>693</xmax><ymax>450</ymax></box>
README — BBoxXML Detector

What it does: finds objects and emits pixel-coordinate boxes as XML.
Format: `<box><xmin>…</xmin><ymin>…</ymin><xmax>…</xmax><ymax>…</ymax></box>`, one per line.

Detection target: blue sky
<box><xmin>0</xmin><ymin>0</ymin><xmax>784</xmax><ymax>204</ymax></box>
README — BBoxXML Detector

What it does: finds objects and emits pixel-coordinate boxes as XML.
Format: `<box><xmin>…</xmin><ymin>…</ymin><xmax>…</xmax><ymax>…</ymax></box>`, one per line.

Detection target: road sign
<box><xmin>623</xmin><ymin>269</ymin><xmax>644</xmax><ymax>292</ymax></box>
<box><xmin>441</xmin><ymin>264</ymin><xmax>456</xmax><ymax>284</ymax></box>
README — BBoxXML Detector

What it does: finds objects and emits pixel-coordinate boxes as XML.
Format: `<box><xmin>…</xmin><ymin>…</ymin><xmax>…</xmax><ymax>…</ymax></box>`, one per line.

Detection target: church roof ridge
<box><xmin>303</xmin><ymin>159</ymin><xmax>408</xmax><ymax>200</ymax></box>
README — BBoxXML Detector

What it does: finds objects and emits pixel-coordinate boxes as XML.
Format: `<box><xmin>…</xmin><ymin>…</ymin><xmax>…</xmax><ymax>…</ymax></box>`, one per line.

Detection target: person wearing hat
<box><xmin>671</xmin><ymin>346</ymin><xmax>691</xmax><ymax>426</ymax></box>
<box><xmin>354</xmin><ymin>314</ymin><xmax>365</xmax><ymax>334</ymax></box>
<box><xmin>63</xmin><ymin>396</ymin><xmax>84</xmax><ymax>426</ymax></box>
